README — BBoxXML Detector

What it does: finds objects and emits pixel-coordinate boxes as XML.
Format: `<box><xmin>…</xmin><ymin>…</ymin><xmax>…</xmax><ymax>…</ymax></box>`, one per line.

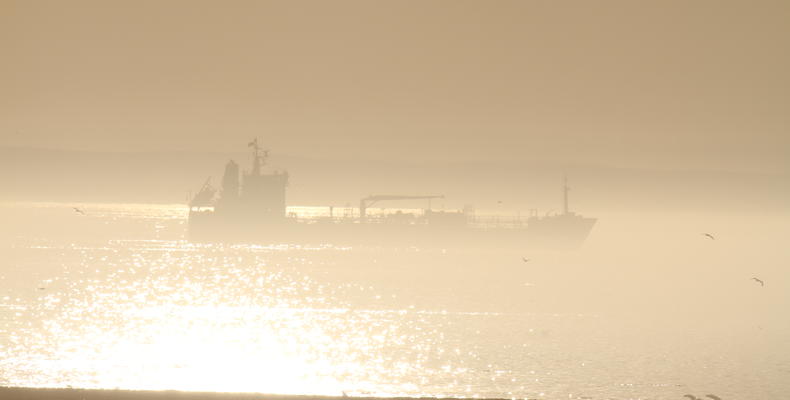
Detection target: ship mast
<box><xmin>563</xmin><ymin>175</ymin><xmax>570</xmax><ymax>215</ymax></box>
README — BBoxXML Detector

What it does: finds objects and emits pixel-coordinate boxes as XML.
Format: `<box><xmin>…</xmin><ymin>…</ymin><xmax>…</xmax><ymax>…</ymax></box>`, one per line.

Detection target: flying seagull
<box><xmin>73</xmin><ymin>207</ymin><xmax>85</xmax><ymax>215</ymax></box>
<box><xmin>522</xmin><ymin>257</ymin><xmax>530</xmax><ymax>263</ymax></box>
<box><xmin>752</xmin><ymin>277</ymin><xmax>764</xmax><ymax>286</ymax></box>
<box><xmin>705</xmin><ymin>395</ymin><xmax>722</xmax><ymax>400</ymax></box>
<box><xmin>702</xmin><ymin>233</ymin><xmax>715</xmax><ymax>240</ymax></box>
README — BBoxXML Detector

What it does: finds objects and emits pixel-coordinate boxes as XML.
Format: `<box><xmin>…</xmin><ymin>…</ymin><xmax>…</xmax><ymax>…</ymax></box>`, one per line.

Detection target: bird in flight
<box><xmin>702</xmin><ymin>233</ymin><xmax>715</xmax><ymax>240</ymax></box>
<box><xmin>73</xmin><ymin>207</ymin><xmax>85</xmax><ymax>215</ymax></box>
<box><xmin>522</xmin><ymin>257</ymin><xmax>530</xmax><ymax>263</ymax></box>
<box><xmin>752</xmin><ymin>277</ymin><xmax>764</xmax><ymax>286</ymax></box>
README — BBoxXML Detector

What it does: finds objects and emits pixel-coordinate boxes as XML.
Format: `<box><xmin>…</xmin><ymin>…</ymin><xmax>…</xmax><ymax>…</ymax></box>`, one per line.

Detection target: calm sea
<box><xmin>1</xmin><ymin>202</ymin><xmax>788</xmax><ymax>399</ymax></box>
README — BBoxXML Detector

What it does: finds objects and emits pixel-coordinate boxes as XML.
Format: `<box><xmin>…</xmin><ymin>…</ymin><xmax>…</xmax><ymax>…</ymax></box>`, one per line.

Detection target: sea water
<box><xmin>1</xmin><ymin>202</ymin><xmax>788</xmax><ymax>399</ymax></box>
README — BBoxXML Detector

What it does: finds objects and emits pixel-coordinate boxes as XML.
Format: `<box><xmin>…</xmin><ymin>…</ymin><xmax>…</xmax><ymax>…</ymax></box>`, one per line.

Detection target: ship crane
<box><xmin>359</xmin><ymin>195</ymin><xmax>444</xmax><ymax>219</ymax></box>
<box><xmin>189</xmin><ymin>177</ymin><xmax>216</xmax><ymax>210</ymax></box>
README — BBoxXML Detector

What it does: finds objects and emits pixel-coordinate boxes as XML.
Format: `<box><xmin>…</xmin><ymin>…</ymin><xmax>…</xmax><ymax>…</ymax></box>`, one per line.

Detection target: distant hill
<box><xmin>1</xmin><ymin>147</ymin><xmax>787</xmax><ymax>213</ymax></box>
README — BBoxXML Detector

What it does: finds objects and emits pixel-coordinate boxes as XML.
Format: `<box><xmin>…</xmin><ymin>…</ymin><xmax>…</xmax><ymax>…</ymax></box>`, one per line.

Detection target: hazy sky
<box><xmin>1</xmin><ymin>0</ymin><xmax>788</xmax><ymax>172</ymax></box>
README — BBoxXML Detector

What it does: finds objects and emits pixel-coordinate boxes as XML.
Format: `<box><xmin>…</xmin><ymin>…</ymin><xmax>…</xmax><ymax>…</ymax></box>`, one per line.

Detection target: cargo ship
<box><xmin>188</xmin><ymin>140</ymin><xmax>596</xmax><ymax>248</ymax></box>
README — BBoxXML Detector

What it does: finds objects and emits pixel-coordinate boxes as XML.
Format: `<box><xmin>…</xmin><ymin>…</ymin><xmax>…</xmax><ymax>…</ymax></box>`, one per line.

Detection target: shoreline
<box><xmin>0</xmin><ymin>387</ymin><xmax>507</xmax><ymax>400</ymax></box>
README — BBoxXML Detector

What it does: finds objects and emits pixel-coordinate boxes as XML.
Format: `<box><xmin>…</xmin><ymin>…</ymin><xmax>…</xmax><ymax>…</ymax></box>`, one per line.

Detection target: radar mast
<box><xmin>248</xmin><ymin>137</ymin><xmax>269</xmax><ymax>176</ymax></box>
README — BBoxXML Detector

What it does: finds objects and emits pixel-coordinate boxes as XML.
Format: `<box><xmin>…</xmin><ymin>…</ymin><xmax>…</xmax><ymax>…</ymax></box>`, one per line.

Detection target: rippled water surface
<box><xmin>1</xmin><ymin>203</ymin><xmax>788</xmax><ymax>399</ymax></box>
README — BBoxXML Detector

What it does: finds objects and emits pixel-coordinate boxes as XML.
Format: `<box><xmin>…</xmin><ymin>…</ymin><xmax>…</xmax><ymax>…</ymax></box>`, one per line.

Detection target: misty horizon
<box><xmin>1</xmin><ymin>144</ymin><xmax>788</xmax><ymax>214</ymax></box>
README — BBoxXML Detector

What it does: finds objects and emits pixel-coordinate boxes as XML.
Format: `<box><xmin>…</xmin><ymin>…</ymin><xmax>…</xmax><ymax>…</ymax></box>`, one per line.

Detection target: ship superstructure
<box><xmin>188</xmin><ymin>140</ymin><xmax>596</xmax><ymax>248</ymax></box>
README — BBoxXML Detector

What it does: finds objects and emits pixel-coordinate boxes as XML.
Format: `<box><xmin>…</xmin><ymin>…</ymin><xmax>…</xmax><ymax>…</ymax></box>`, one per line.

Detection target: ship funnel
<box><xmin>222</xmin><ymin>160</ymin><xmax>240</xmax><ymax>199</ymax></box>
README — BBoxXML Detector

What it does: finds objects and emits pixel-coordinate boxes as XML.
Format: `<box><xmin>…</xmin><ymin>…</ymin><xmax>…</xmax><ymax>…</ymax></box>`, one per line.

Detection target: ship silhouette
<box><xmin>188</xmin><ymin>140</ymin><xmax>596</xmax><ymax>248</ymax></box>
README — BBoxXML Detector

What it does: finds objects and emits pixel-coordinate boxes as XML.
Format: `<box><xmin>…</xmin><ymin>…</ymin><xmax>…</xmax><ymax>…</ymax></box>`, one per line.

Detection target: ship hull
<box><xmin>188</xmin><ymin>211</ymin><xmax>596</xmax><ymax>250</ymax></box>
